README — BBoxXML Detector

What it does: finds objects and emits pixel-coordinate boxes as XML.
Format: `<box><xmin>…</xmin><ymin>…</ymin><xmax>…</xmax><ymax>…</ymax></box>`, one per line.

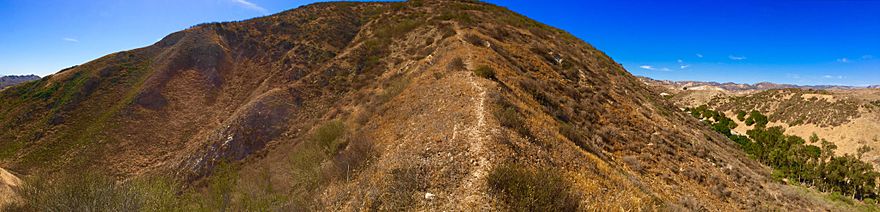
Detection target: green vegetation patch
<box><xmin>487</xmin><ymin>164</ymin><xmax>579</xmax><ymax>211</ymax></box>
<box><xmin>688</xmin><ymin>105</ymin><xmax>880</xmax><ymax>202</ymax></box>
<box><xmin>473</xmin><ymin>66</ymin><xmax>497</xmax><ymax>80</ymax></box>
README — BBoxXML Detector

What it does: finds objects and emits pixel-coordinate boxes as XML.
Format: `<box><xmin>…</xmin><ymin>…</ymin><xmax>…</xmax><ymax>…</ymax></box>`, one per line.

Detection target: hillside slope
<box><xmin>0</xmin><ymin>1</ymin><xmax>834</xmax><ymax>210</ymax></box>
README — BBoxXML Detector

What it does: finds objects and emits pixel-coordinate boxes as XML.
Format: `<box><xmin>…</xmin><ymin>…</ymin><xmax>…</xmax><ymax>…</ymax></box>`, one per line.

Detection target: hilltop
<box><xmin>0</xmin><ymin>1</ymin><xmax>856</xmax><ymax>210</ymax></box>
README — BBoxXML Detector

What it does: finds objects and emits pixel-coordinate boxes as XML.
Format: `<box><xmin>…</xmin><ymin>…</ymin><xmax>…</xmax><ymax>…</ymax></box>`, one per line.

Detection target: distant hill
<box><xmin>638</xmin><ymin>76</ymin><xmax>868</xmax><ymax>93</ymax></box>
<box><xmin>0</xmin><ymin>75</ymin><xmax>40</xmax><ymax>89</ymax></box>
<box><xmin>643</xmin><ymin>75</ymin><xmax>880</xmax><ymax>179</ymax></box>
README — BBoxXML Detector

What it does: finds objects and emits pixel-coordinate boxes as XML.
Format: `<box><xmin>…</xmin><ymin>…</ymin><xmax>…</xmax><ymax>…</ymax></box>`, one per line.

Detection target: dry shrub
<box><xmin>372</xmin><ymin>166</ymin><xmax>427</xmax><ymax>210</ymax></box>
<box><xmin>448</xmin><ymin>57</ymin><xmax>466</xmax><ymax>71</ymax></box>
<box><xmin>622</xmin><ymin>156</ymin><xmax>645</xmax><ymax>174</ymax></box>
<box><xmin>673</xmin><ymin>196</ymin><xmax>705</xmax><ymax>211</ymax></box>
<box><xmin>378</xmin><ymin>75</ymin><xmax>410</xmax><ymax>104</ymax></box>
<box><xmin>494</xmin><ymin>106</ymin><xmax>531</xmax><ymax>139</ymax></box>
<box><xmin>464</xmin><ymin>34</ymin><xmax>484</xmax><ymax>46</ymax></box>
<box><xmin>331</xmin><ymin>134</ymin><xmax>375</xmax><ymax>181</ymax></box>
<box><xmin>487</xmin><ymin>164</ymin><xmax>579</xmax><ymax>211</ymax></box>
<box><xmin>5</xmin><ymin>172</ymin><xmax>182</xmax><ymax>212</ymax></box>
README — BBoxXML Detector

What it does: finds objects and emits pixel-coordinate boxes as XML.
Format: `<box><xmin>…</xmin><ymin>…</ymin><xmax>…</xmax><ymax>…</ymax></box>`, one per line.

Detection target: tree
<box><xmin>809</xmin><ymin>133</ymin><xmax>819</xmax><ymax>144</ymax></box>
<box><xmin>736</xmin><ymin>110</ymin><xmax>747</xmax><ymax>121</ymax></box>
<box><xmin>858</xmin><ymin>145</ymin><xmax>873</xmax><ymax>160</ymax></box>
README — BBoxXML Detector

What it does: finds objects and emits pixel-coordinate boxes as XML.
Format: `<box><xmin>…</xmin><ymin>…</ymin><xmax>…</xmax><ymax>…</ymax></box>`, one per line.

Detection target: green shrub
<box><xmin>206</xmin><ymin>162</ymin><xmax>238</xmax><ymax>211</ymax></box>
<box><xmin>487</xmin><ymin>164</ymin><xmax>578</xmax><ymax>211</ymax></box>
<box><xmin>736</xmin><ymin>110</ymin><xmax>747</xmax><ymax>121</ymax></box>
<box><xmin>313</xmin><ymin>120</ymin><xmax>346</xmax><ymax>154</ymax></box>
<box><xmin>473</xmin><ymin>66</ymin><xmax>496</xmax><ymax>80</ymax></box>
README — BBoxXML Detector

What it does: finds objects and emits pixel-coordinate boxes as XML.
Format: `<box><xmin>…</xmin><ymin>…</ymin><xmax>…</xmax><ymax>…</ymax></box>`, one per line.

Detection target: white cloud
<box><xmin>728</xmin><ymin>55</ymin><xmax>746</xmax><ymax>60</ymax></box>
<box><xmin>639</xmin><ymin>65</ymin><xmax>655</xmax><ymax>70</ymax></box>
<box><xmin>863</xmin><ymin>55</ymin><xmax>874</xmax><ymax>60</ymax></box>
<box><xmin>696</xmin><ymin>53</ymin><xmax>704</xmax><ymax>58</ymax></box>
<box><xmin>62</xmin><ymin>37</ymin><xmax>79</xmax><ymax>42</ymax></box>
<box><xmin>676</xmin><ymin>59</ymin><xmax>689</xmax><ymax>69</ymax></box>
<box><xmin>233</xmin><ymin>0</ymin><xmax>267</xmax><ymax>13</ymax></box>
<box><xmin>837</xmin><ymin>58</ymin><xmax>850</xmax><ymax>63</ymax></box>
<box><xmin>822</xmin><ymin>75</ymin><xmax>845</xmax><ymax>79</ymax></box>
<box><xmin>661</xmin><ymin>67</ymin><xmax>671</xmax><ymax>71</ymax></box>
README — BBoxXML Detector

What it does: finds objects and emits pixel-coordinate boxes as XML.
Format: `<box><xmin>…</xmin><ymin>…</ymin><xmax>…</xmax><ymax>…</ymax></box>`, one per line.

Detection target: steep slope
<box><xmin>0</xmin><ymin>1</ymin><xmax>833</xmax><ymax>210</ymax></box>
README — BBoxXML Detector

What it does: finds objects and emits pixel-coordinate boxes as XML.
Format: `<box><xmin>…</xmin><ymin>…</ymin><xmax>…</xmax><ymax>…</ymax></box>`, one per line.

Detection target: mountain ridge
<box><xmin>638</xmin><ymin>76</ymin><xmax>876</xmax><ymax>92</ymax></box>
<box><xmin>0</xmin><ymin>75</ymin><xmax>40</xmax><ymax>90</ymax></box>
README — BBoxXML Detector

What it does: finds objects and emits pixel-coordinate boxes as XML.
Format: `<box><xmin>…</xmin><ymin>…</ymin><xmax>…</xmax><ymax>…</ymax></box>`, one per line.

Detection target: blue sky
<box><xmin>1</xmin><ymin>0</ymin><xmax>878</xmax><ymax>86</ymax></box>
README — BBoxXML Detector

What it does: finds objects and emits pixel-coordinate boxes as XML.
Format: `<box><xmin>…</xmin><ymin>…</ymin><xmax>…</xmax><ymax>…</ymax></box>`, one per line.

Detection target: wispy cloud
<box><xmin>62</xmin><ymin>37</ymin><xmax>79</xmax><ymax>43</ymax></box>
<box><xmin>676</xmin><ymin>59</ymin><xmax>690</xmax><ymax>69</ymax></box>
<box><xmin>233</xmin><ymin>0</ymin><xmax>267</xmax><ymax>13</ymax></box>
<box><xmin>661</xmin><ymin>67</ymin><xmax>671</xmax><ymax>71</ymax></box>
<box><xmin>837</xmin><ymin>58</ymin><xmax>850</xmax><ymax>63</ymax></box>
<box><xmin>823</xmin><ymin>75</ymin><xmax>845</xmax><ymax>79</ymax></box>
<box><xmin>695</xmin><ymin>53</ymin><xmax>704</xmax><ymax>58</ymax></box>
<box><xmin>863</xmin><ymin>55</ymin><xmax>874</xmax><ymax>60</ymax></box>
<box><xmin>639</xmin><ymin>65</ymin><xmax>655</xmax><ymax>70</ymax></box>
<box><xmin>728</xmin><ymin>55</ymin><xmax>746</xmax><ymax>61</ymax></box>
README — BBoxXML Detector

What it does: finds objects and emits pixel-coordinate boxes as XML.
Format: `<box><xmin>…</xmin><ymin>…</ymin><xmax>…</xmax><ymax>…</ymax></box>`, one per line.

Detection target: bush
<box><xmin>473</xmin><ymin>66</ymin><xmax>497</xmax><ymax>80</ymax></box>
<box><xmin>313</xmin><ymin>120</ymin><xmax>346</xmax><ymax>154</ymax></box>
<box><xmin>494</xmin><ymin>106</ymin><xmax>531</xmax><ymax>139</ymax></box>
<box><xmin>330</xmin><ymin>134</ymin><xmax>374</xmax><ymax>181</ymax></box>
<box><xmin>487</xmin><ymin>164</ymin><xmax>578</xmax><ymax>211</ymax></box>
<box><xmin>378</xmin><ymin>76</ymin><xmax>410</xmax><ymax>103</ymax></box>
<box><xmin>448</xmin><ymin>57</ymin><xmax>466</xmax><ymax>71</ymax></box>
<box><xmin>464</xmin><ymin>34</ymin><xmax>484</xmax><ymax>46</ymax></box>
<box><xmin>6</xmin><ymin>172</ymin><xmax>180</xmax><ymax>212</ymax></box>
<box><xmin>736</xmin><ymin>110</ymin><xmax>747</xmax><ymax>121</ymax></box>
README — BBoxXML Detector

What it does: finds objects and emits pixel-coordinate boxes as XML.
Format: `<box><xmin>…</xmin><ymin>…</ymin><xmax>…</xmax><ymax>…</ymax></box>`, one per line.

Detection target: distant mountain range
<box><xmin>638</xmin><ymin>76</ymin><xmax>879</xmax><ymax>92</ymax></box>
<box><xmin>0</xmin><ymin>75</ymin><xmax>40</xmax><ymax>89</ymax></box>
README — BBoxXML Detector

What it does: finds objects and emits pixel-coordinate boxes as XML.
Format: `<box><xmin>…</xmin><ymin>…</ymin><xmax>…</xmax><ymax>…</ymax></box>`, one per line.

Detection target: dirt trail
<box><xmin>458</xmin><ymin>75</ymin><xmax>492</xmax><ymax>208</ymax></box>
<box><xmin>447</xmin><ymin>26</ymin><xmax>494</xmax><ymax>209</ymax></box>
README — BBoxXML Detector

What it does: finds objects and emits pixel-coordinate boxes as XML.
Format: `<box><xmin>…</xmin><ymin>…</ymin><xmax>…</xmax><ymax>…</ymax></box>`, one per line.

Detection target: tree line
<box><xmin>686</xmin><ymin>105</ymin><xmax>879</xmax><ymax>201</ymax></box>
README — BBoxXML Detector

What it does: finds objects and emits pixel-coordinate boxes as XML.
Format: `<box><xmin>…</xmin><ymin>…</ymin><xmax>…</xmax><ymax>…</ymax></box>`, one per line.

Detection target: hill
<box><xmin>0</xmin><ymin>1</ymin><xmax>853</xmax><ymax>210</ymax></box>
<box><xmin>643</xmin><ymin>77</ymin><xmax>880</xmax><ymax>168</ymax></box>
<box><xmin>638</xmin><ymin>76</ymin><xmax>869</xmax><ymax>93</ymax></box>
<box><xmin>0</xmin><ymin>75</ymin><xmax>40</xmax><ymax>90</ymax></box>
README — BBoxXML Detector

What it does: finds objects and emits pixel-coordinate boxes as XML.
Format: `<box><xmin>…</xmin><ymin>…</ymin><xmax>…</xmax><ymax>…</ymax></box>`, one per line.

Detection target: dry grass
<box><xmin>487</xmin><ymin>164</ymin><xmax>579</xmax><ymax>211</ymax></box>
